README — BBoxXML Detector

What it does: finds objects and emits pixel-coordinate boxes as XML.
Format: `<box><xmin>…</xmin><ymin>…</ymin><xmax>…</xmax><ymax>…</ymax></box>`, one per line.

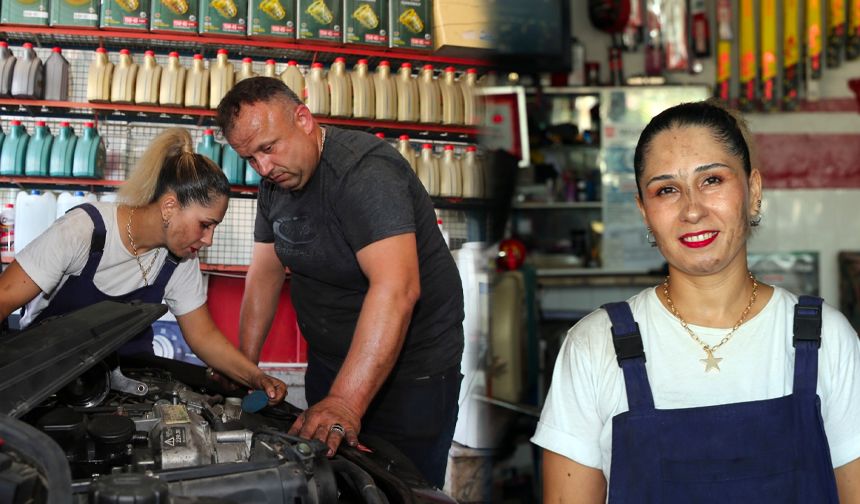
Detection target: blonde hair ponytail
<box><xmin>119</xmin><ymin>128</ymin><xmax>197</xmax><ymax>206</ymax></box>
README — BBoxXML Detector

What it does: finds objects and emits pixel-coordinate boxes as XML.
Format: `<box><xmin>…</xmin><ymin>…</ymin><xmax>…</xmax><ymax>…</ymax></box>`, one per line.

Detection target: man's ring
<box><xmin>330</xmin><ymin>423</ymin><xmax>345</xmax><ymax>435</ymax></box>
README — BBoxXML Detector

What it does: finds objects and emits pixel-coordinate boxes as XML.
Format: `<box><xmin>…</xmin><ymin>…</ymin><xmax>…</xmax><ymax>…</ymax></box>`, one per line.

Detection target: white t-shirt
<box><xmin>16</xmin><ymin>202</ymin><xmax>207</xmax><ymax>327</ymax></box>
<box><xmin>532</xmin><ymin>286</ymin><xmax>860</xmax><ymax>481</ymax></box>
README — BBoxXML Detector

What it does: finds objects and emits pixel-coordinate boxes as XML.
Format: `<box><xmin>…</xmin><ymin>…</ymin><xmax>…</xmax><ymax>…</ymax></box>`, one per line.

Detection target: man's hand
<box><xmin>289</xmin><ymin>395</ymin><xmax>361</xmax><ymax>457</ymax></box>
<box><xmin>252</xmin><ymin>373</ymin><xmax>288</xmax><ymax>405</ymax></box>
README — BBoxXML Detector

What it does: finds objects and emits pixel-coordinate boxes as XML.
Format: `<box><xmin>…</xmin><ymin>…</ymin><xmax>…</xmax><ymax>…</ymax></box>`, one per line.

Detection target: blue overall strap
<box><xmin>71</xmin><ymin>204</ymin><xmax>106</xmax><ymax>280</ymax></box>
<box><xmin>149</xmin><ymin>252</ymin><xmax>180</xmax><ymax>291</ymax></box>
<box><xmin>602</xmin><ymin>302</ymin><xmax>655</xmax><ymax>411</ymax></box>
<box><xmin>793</xmin><ymin>295</ymin><xmax>823</xmax><ymax>396</ymax></box>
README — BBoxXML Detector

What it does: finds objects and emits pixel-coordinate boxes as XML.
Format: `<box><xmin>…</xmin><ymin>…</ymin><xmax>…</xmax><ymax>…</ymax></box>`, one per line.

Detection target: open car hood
<box><xmin>0</xmin><ymin>300</ymin><xmax>167</xmax><ymax>418</ymax></box>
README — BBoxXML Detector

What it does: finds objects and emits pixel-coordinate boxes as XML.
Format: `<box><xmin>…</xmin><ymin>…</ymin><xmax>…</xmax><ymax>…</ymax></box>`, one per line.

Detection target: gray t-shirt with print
<box><xmin>254</xmin><ymin>126</ymin><xmax>464</xmax><ymax>380</ymax></box>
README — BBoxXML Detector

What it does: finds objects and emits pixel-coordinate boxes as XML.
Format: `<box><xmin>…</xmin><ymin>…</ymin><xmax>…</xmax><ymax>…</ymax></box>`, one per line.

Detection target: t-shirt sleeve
<box><xmin>531</xmin><ymin>316</ymin><xmax>608</xmax><ymax>470</ymax></box>
<box><xmin>14</xmin><ymin>208</ymin><xmax>93</xmax><ymax>295</ymax></box>
<box><xmin>332</xmin><ymin>154</ymin><xmax>416</xmax><ymax>252</ymax></box>
<box><xmin>254</xmin><ymin>183</ymin><xmax>275</xmax><ymax>243</ymax></box>
<box><xmin>819</xmin><ymin>306</ymin><xmax>860</xmax><ymax>468</ymax></box>
<box><xmin>162</xmin><ymin>256</ymin><xmax>207</xmax><ymax>317</ymax></box>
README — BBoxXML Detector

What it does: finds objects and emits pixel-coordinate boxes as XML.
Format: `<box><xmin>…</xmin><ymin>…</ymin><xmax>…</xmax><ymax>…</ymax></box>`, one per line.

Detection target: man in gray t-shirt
<box><xmin>215</xmin><ymin>77</ymin><xmax>464</xmax><ymax>488</ymax></box>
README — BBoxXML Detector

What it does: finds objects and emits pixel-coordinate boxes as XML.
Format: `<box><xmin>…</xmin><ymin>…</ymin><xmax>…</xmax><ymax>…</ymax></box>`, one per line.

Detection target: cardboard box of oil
<box><xmin>432</xmin><ymin>0</ymin><xmax>492</xmax><ymax>54</ymax></box>
<box><xmin>151</xmin><ymin>0</ymin><xmax>198</xmax><ymax>32</ymax></box>
<box><xmin>200</xmin><ymin>0</ymin><xmax>246</xmax><ymax>35</ymax></box>
<box><xmin>50</xmin><ymin>0</ymin><xmax>99</xmax><ymax>27</ymax></box>
<box><xmin>1</xmin><ymin>0</ymin><xmax>50</xmax><ymax>26</ymax></box>
<box><xmin>100</xmin><ymin>0</ymin><xmax>149</xmax><ymax>29</ymax></box>
<box><xmin>390</xmin><ymin>0</ymin><xmax>431</xmax><ymax>50</ymax></box>
<box><xmin>297</xmin><ymin>0</ymin><xmax>342</xmax><ymax>43</ymax></box>
<box><xmin>344</xmin><ymin>0</ymin><xmax>387</xmax><ymax>46</ymax></box>
<box><xmin>248</xmin><ymin>0</ymin><xmax>295</xmax><ymax>38</ymax></box>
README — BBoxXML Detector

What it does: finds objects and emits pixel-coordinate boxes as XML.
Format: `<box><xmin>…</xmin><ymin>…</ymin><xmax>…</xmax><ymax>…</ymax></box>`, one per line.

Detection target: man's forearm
<box><xmin>239</xmin><ymin>271</ymin><xmax>284</xmax><ymax>364</ymax></box>
<box><xmin>327</xmin><ymin>284</ymin><xmax>416</xmax><ymax>417</ymax></box>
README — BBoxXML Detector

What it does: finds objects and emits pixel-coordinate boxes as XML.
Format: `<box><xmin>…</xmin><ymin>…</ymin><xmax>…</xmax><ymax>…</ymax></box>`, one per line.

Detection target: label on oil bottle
<box><xmin>151</xmin><ymin>0</ymin><xmax>198</xmax><ymax>32</ymax></box>
<box><xmin>344</xmin><ymin>0</ymin><xmax>388</xmax><ymax>46</ymax></box>
<box><xmin>248</xmin><ymin>0</ymin><xmax>295</xmax><ymax>38</ymax></box>
<box><xmin>1</xmin><ymin>0</ymin><xmax>50</xmax><ymax>26</ymax></box>
<box><xmin>50</xmin><ymin>0</ymin><xmax>98</xmax><ymax>27</ymax></box>
<box><xmin>390</xmin><ymin>0</ymin><xmax>431</xmax><ymax>50</ymax></box>
<box><xmin>200</xmin><ymin>0</ymin><xmax>246</xmax><ymax>35</ymax></box>
<box><xmin>297</xmin><ymin>0</ymin><xmax>342</xmax><ymax>42</ymax></box>
<box><xmin>100</xmin><ymin>0</ymin><xmax>149</xmax><ymax>29</ymax></box>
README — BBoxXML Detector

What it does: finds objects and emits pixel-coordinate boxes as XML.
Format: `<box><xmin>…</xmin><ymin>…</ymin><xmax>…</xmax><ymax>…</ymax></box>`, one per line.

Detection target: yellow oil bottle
<box><xmin>416</xmin><ymin>143</ymin><xmax>440</xmax><ymax>196</ymax></box>
<box><xmin>395</xmin><ymin>62</ymin><xmax>418</xmax><ymax>122</ymax></box>
<box><xmin>235</xmin><ymin>57</ymin><xmax>257</xmax><ymax>83</ymax></box>
<box><xmin>305</xmin><ymin>62</ymin><xmax>330</xmax><ymax>115</ymax></box>
<box><xmin>159</xmin><ymin>51</ymin><xmax>186</xmax><ymax>107</ymax></box>
<box><xmin>396</xmin><ymin>134</ymin><xmax>416</xmax><ymax>172</ymax></box>
<box><xmin>209</xmin><ymin>48</ymin><xmax>234</xmax><ymax>109</ymax></box>
<box><xmin>461</xmin><ymin>68</ymin><xmax>480</xmax><ymax>125</ymax></box>
<box><xmin>440</xmin><ymin>66</ymin><xmax>464</xmax><ymax>125</ymax></box>
<box><xmin>185</xmin><ymin>53</ymin><xmax>210</xmax><ymax>108</ymax></box>
<box><xmin>87</xmin><ymin>47</ymin><xmax>114</xmax><ymax>103</ymax></box>
<box><xmin>351</xmin><ymin>59</ymin><xmax>374</xmax><ymax>119</ymax></box>
<box><xmin>328</xmin><ymin>57</ymin><xmax>352</xmax><ymax>117</ymax></box>
<box><xmin>110</xmin><ymin>49</ymin><xmax>138</xmax><ymax>104</ymax></box>
<box><xmin>280</xmin><ymin>60</ymin><xmax>305</xmax><ymax>97</ymax></box>
<box><xmin>417</xmin><ymin>64</ymin><xmax>441</xmax><ymax>124</ymax></box>
<box><xmin>134</xmin><ymin>50</ymin><xmax>162</xmax><ymax>105</ymax></box>
<box><xmin>439</xmin><ymin>144</ymin><xmax>461</xmax><ymax>197</ymax></box>
<box><xmin>263</xmin><ymin>59</ymin><xmax>277</xmax><ymax>77</ymax></box>
<box><xmin>373</xmin><ymin>60</ymin><xmax>396</xmax><ymax>120</ymax></box>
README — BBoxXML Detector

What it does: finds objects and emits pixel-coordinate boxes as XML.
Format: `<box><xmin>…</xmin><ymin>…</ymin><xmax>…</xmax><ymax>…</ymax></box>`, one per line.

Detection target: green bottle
<box><xmin>0</xmin><ymin>125</ymin><xmax>5</xmax><ymax>155</ymax></box>
<box><xmin>24</xmin><ymin>121</ymin><xmax>53</xmax><ymax>176</ymax></box>
<box><xmin>196</xmin><ymin>128</ymin><xmax>222</xmax><ymax>166</ymax></box>
<box><xmin>220</xmin><ymin>143</ymin><xmax>243</xmax><ymax>185</ymax></box>
<box><xmin>0</xmin><ymin>120</ymin><xmax>29</xmax><ymax>176</ymax></box>
<box><xmin>49</xmin><ymin>121</ymin><xmax>77</xmax><ymax>177</ymax></box>
<box><xmin>244</xmin><ymin>160</ymin><xmax>261</xmax><ymax>186</ymax></box>
<box><xmin>72</xmin><ymin>121</ymin><xmax>105</xmax><ymax>178</ymax></box>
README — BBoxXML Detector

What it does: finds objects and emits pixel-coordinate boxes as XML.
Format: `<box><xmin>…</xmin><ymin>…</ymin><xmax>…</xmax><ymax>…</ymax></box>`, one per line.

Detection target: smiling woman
<box><xmin>532</xmin><ymin>100</ymin><xmax>860</xmax><ymax>504</ymax></box>
<box><xmin>0</xmin><ymin>127</ymin><xmax>289</xmax><ymax>406</ymax></box>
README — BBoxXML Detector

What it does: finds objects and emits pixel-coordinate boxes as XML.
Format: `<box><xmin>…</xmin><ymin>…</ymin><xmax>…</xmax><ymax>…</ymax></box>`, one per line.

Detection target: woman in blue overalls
<box><xmin>533</xmin><ymin>101</ymin><xmax>860</xmax><ymax>502</ymax></box>
<box><xmin>0</xmin><ymin>127</ymin><xmax>286</xmax><ymax>405</ymax></box>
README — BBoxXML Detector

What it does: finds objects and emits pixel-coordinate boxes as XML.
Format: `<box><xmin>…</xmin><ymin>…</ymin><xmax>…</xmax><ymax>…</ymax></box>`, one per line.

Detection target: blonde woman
<box><xmin>0</xmin><ymin>127</ymin><xmax>286</xmax><ymax>404</ymax></box>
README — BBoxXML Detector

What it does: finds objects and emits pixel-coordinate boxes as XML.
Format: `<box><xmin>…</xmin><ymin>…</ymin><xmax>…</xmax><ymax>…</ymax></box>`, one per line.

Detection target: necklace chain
<box><xmin>126</xmin><ymin>207</ymin><xmax>160</xmax><ymax>287</ymax></box>
<box><xmin>319</xmin><ymin>127</ymin><xmax>326</xmax><ymax>154</ymax></box>
<box><xmin>663</xmin><ymin>272</ymin><xmax>758</xmax><ymax>355</ymax></box>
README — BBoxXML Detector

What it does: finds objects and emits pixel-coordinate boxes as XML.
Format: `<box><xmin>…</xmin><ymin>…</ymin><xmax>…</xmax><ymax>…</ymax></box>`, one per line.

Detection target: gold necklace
<box><xmin>663</xmin><ymin>272</ymin><xmax>758</xmax><ymax>372</ymax></box>
<box><xmin>319</xmin><ymin>127</ymin><xmax>326</xmax><ymax>153</ymax></box>
<box><xmin>126</xmin><ymin>207</ymin><xmax>160</xmax><ymax>287</ymax></box>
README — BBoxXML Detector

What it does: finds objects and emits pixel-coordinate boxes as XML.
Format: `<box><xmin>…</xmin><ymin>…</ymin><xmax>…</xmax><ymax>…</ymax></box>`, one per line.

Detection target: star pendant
<box><xmin>700</xmin><ymin>348</ymin><xmax>723</xmax><ymax>372</ymax></box>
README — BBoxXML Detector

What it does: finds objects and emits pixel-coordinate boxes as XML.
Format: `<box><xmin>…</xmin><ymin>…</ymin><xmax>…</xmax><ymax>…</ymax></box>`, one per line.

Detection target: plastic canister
<box><xmin>55</xmin><ymin>190</ymin><xmax>97</xmax><ymax>219</ymax></box>
<box><xmin>416</xmin><ymin>143</ymin><xmax>440</xmax><ymax>196</ymax></box>
<box><xmin>461</xmin><ymin>145</ymin><xmax>483</xmax><ymax>198</ymax></box>
<box><xmin>244</xmin><ymin>160</ymin><xmax>261</xmax><ymax>186</ymax></box>
<box><xmin>72</xmin><ymin>122</ymin><xmax>106</xmax><ymax>178</ymax></box>
<box><xmin>373</xmin><ymin>60</ymin><xmax>396</xmax><ymax>120</ymax></box>
<box><xmin>209</xmin><ymin>49</ymin><xmax>234</xmax><ymax>109</ymax></box>
<box><xmin>235</xmin><ymin>57</ymin><xmax>257</xmax><ymax>83</ymax></box>
<box><xmin>461</xmin><ymin>68</ymin><xmax>480</xmax><ymax>126</ymax></box>
<box><xmin>0</xmin><ymin>120</ymin><xmax>30</xmax><ymax>176</ymax></box>
<box><xmin>196</xmin><ymin>128</ymin><xmax>222</xmax><ymax>165</ymax></box>
<box><xmin>11</xmin><ymin>43</ymin><xmax>44</xmax><ymax>99</ymax></box>
<box><xmin>24</xmin><ymin>121</ymin><xmax>53</xmax><ymax>176</ymax></box>
<box><xmin>396</xmin><ymin>134</ymin><xmax>416</xmax><ymax>172</ymax></box>
<box><xmin>439</xmin><ymin>145</ymin><xmax>461</xmax><ymax>197</ymax></box>
<box><xmin>417</xmin><ymin>64</ymin><xmax>441</xmax><ymax>124</ymax></box>
<box><xmin>263</xmin><ymin>59</ymin><xmax>277</xmax><ymax>77</ymax></box>
<box><xmin>185</xmin><ymin>53</ymin><xmax>209</xmax><ymax>108</ymax></box>
<box><xmin>280</xmin><ymin>60</ymin><xmax>305</xmax><ymax>97</ymax></box>
<box><xmin>351</xmin><ymin>59</ymin><xmax>375</xmax><ymax>119</ymax></box>
<box><xmin>135</xmin><ymin>50</ymin><xmax>162</xmax><ymax>105</ymax></box>
<box><xmin>305</xmin><ymin>62</ymin><xmax>330</xmax><ymax>115</ymax></box>
<box><xmin>328</xmin><ymin>57</ymin><xmax>352</xmax><ymax>117</ymax></box>
<box><xmin>440</xmin><ymin>66</ymin><xmax>465</xmax><ymax>125</ymax></box>
<box><xmin>395</xmin><ymin>62</ymin><xmax>418</xmax><ymax>122</ymax></box>
<box><xmin>220</xmin><ymin>143</ymin><xmax>244</xmax><ymax>184</ymax></box>
<box><xmin>110</xmin><ymin>49</ymin><xmax>138</xmax><ymax>104</ymax></box>
<box><xmin>1</xmin><ymin>203</ymin><xmax>14</xmax><ymax>261</ymax></box>
<box><xmin>87</xmin><ymin>47</ymin><xmax>114</xmax><ymax>103</ymax></box>
<box><xmin>160</xmin><ymin>51</ymin><xmax>186</xmax><ymax>107</ymax></box>
<box><xmin>0</xmin><ymin>42</ymin><xmax>16</xmax><ymax>97</ymax></box>
<box><xmin>44</xmin><ymin>47</ymin><xmax>71</xmax><ymax>101</ymax></box>
<box><xmin>14</xmin><ymin>190</ymin><xmax>57</xmax><ymax>253</ymax></box>
<box><xmin>49</xmin><ymin>121</ymin><xmax>77</xmax><ymax>177</ymax></box>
